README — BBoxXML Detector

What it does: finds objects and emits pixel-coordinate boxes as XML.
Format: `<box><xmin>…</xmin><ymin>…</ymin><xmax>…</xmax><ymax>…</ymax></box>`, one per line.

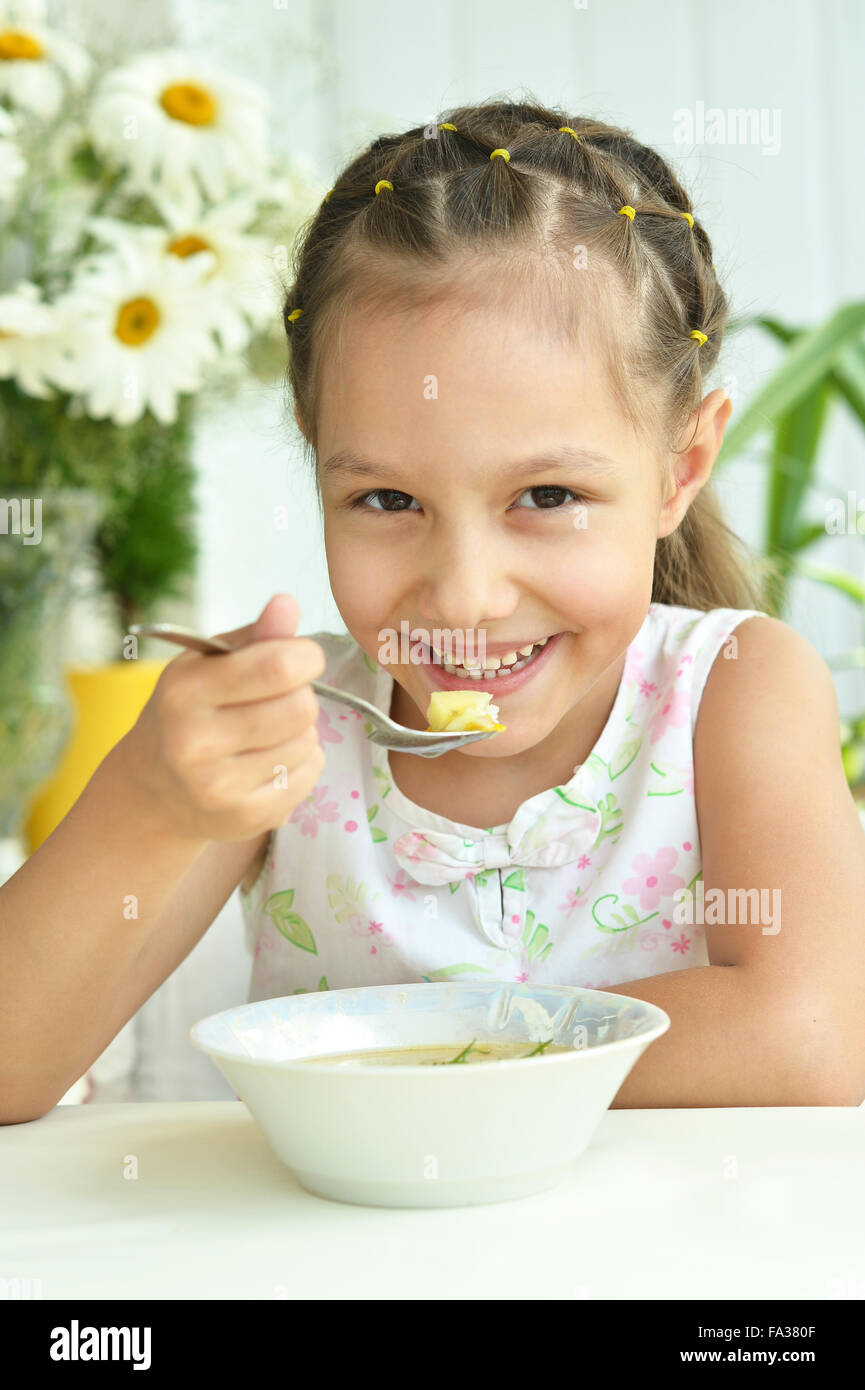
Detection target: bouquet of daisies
<box><xmin>0</xmin><ymin>1</ymin><xmax>321</xmax><ymax>636</ymax></box>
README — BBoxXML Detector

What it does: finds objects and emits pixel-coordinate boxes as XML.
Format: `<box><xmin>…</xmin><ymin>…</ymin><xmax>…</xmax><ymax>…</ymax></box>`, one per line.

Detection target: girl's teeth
<box><xmin>432</xmin><ymin>635</ymin><xmax>554</xmax><ymax>677</ymax></box>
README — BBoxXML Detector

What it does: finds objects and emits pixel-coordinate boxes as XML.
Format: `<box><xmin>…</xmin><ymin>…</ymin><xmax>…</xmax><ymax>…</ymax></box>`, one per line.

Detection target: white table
<box><xmin>2</xmin><ymin>1101</ymin><xmax>863</xmax><ymax>1300</ymax></box>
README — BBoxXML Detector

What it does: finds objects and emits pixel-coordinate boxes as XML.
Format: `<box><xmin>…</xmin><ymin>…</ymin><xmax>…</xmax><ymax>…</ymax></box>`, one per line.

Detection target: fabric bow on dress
<box><xmin>390</xmin><ymin>765</ymin><xmax>605</xmax><ymax>948</ymax></box>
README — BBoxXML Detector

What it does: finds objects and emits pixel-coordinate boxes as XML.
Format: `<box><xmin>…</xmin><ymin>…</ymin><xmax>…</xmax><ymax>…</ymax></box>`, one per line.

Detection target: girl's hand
<box><xmin>122</xmin><ymin>594</ymin><xmax>327</xmax><ymax>841</ymax></box>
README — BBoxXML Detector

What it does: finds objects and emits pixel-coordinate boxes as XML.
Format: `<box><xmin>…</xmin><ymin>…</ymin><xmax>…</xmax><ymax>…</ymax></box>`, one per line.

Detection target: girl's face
<box><xmin>314</xmin><ymin>290</ymin><xmax>722</xmax><ymax>761</ymax></box>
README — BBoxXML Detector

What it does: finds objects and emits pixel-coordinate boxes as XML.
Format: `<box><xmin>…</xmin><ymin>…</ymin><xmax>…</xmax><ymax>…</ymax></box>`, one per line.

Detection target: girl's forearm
<box><xmin>0</xmin><ymin>733</ymin><xmax>210</xmax><ymax>1123</ymax></box>
<box><xmin>604</xmin><ymin>965</ymin><xmax>845</xmax><ymax>1108</ymax></box>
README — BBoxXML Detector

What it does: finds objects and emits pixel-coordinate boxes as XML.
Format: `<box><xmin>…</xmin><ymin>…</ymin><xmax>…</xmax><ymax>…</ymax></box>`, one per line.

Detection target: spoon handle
<box><xmin>129</xmin><ymin>623</ymin><xmax>231</xmax><ymax>655</ymax></box>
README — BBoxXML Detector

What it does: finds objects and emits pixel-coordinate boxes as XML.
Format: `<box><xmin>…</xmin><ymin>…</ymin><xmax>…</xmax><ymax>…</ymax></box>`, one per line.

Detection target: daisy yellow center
<box><xmin>0</xmin><ymin>29</ymin><xmax>45</xmax><ymax>60</ymax></box>
<box><xmin>159</xmin><ymin>81</ymin><xmax>218</xmax><ymax>126</ymax></box>
<box><xmin>115</xmin><ymin>297</ymin><xmax>160</xmax><ymax>346</ymax></box>
<box><xmin>167</xmin><ymin>234</ymin><xmax>211</xmax><ymax>258</ymax></box>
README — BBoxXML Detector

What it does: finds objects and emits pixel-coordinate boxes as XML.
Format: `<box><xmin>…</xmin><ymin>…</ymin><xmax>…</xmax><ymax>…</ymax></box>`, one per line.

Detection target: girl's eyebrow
<box><xmin>321</xmin><ymin>446</ymin><xmax>621</xmax><ymax>482</ymax></box>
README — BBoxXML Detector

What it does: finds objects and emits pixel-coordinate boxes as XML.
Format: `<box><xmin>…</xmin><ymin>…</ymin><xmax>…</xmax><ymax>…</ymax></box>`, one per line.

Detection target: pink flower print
<box><xmin>578</xmin><ymin>853</ymin><xmax>591</xmax><ymax>869</ymax></box>
<box><xmin>639</xmin><ymin>679</ymin><xmax>657</xmax><ymax>698</ymax></box>
<box><xmin>622</xmin><ymin>846</ymin><xmax>686</xmax><ymax>911</ymax></box>
<box><xmin>288</xmin><ymin>784</ymin><xmax>340</xmax><ymax>836</ymax></box>
<box><xmin>671</xmin><ymin>930</ymin><xmax>691</xmax><ymax>955</ymax></box>
<box><xmin>648</xmin><ymin>688</ymin><xmax>689</xmax><ymax>744</ymax></box>
<box><xmin>316</xmin><ymin>706</ymin><xmax>344</xmax><ymax>744</ymax></box>
<box><xmin>396</xmin><ymin>831</ymin><xmax>440</xmax><ymax>864</ymax></box>
<box><xmin>639</xmin><ymin>929</ymin><xmax>663</xmax><ymax>950</ymax></box>
<box><xmin>623</xmin><ymin>646</ymin><xmax>645</xmax><ymax>686</ymax></box>
<box><xmin>558</xmin><ymin>886</ymin><xmax>589</xmax><ymax>916</ymax></box>
<box><xmin>347</xmin><ymin>911</ymin><xmax>394</xmax><ymax>954</ymax></box>
<box><xmin>386</xmin><ymin>869</ymin><xmax>418</xmax><ymax>902</ymax></box>
<box><xmin>515</xmin><ymin>971</ymin><xmax>529</xmax><ymax>983</ymax></box>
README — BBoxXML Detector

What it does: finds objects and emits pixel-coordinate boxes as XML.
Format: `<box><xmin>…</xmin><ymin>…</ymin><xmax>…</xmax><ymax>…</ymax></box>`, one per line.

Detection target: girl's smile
<box><xmin>420</xmin><ymin>629</ymin><xmax>568</xmax><ymax>695</ymax></box>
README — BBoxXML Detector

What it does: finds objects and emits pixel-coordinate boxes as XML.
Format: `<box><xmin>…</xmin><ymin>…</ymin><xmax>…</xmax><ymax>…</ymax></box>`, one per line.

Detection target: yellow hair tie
<box><xmin>374</xmin><ymin>179</ymin><xmax>393</xmax><ymax>195</ymax></box>
<box><xmin>690</xmin><ymin>329</ymin><xmax>707</xmax><ymax>345</ymax></box>
<box><xmin>558</xmin><ymin>126</ymin><xmax>581</xmax><ymax>139</ymax></box>
<box><xmin>489</xmin><ymin>148</ymin><xmax>510</xmax><ymax>162</ymax></box>
<box><xmin>286</xmin><ymin>308</ymin><xmax>303</xmax><ymax>322</ymax></box>
<box><xmin>680</xmin><ymin>211</ymin><xmax>694</xmax><ymax>228</ymax></box>
<box><xmin>617</xmin><ymin>205</ymin><xmax>636</xmax><ymax>220</ymax></box>
<box><xmin>439</xmin><ymin>122</ymin><xmax>457</xmax><ymax>131</ymax></box>
<box><xmin>324</xmin><ymin>188</ymin><xmax>334</xmax><ymax>202</ymax></box>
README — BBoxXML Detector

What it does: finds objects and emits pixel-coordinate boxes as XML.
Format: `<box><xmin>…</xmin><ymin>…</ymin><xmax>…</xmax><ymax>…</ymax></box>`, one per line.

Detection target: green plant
<box><xmin>716</xmin><ymin>303</ymin><xmax>865</xmax><ymax>799</ymax></box>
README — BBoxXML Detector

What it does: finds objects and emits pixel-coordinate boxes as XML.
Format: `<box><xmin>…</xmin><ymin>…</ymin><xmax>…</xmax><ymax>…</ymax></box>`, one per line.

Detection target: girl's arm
<box><xmin>607</xmin><ymin>616</ymin><xmax>865</xmax><ymax>1109</ymax></box>
<box><xmin>0</xmin><ymin>734</ymin><xmax>268</xmax><ymax>1125</ymax></box>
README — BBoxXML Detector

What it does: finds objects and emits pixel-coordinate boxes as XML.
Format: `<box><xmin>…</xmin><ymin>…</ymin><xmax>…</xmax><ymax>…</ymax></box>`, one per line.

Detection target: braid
<box><xmin>287</xmin><ymin>111</ymin><xmax>715</xmax><ymax>363</ymax></box>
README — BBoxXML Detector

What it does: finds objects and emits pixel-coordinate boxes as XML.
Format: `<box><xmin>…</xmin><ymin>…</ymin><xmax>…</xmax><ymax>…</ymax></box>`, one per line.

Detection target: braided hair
<box><xmin>281</xmin><ymin>98</ymin><xmax>779</xmax><ymax>613</ymax></box>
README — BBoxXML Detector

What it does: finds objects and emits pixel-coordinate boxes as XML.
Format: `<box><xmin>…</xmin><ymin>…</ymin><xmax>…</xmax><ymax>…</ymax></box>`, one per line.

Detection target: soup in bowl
<box><xmin>189</xmin><ymin>981</ymin><xmax>669</xmax><ymax>1209</ymax></box>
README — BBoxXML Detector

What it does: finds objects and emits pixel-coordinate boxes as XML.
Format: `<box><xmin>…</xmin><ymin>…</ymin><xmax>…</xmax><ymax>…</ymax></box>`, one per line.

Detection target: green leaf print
<box><xmin>372</xmin><ymin>765</ymin><xmax>392</xmax><ymax>800</ymax></box>
<box><xmin>647</xmin><ymin>760</ymin><xmax>686</xmax><ymax>797</ymax></box>
<box><xmin>292</xmin><ymin>977</ymin><xmax>328</xmax><ymax>996</ymax></box>
<box><xmin>367</xmin><ymin>804</ymin><xmax>388</xmax><ymax>843</ymax></box>
<box><xmin>591</xmin><ymin>893</ymin><xmax>657</xmax><ymax>934</ymax></box>
<box><xmin>502</xmin><ymin>867</ymin><xmax>526</xmax><ymax>891</ymax></box>
<box><xmin>447</xmin><ymin>880</ymin><xmax>462</xmax><ymax>895</ymax></box>
<box><xmin>360</xmin><ymin>650</ymin><xmax>380</xmax><ymax>674</ymax></box>
<box><xmin>553</xmin><ymin>786</ymin><xmax>596</xmax><ymax>812</ymax></box>
<box><xmin>325</xmin><ymin>873</ymin><xmax>379</xmax><ymax>923</ymax></box>
<box><xmin>583</xmin><ymin>752</ymin><xmax>607</xmax><ymax>779</ymax></box>
<box><xmin>264</xmin><ymin>891</ymin><xmax>318</xmax><ymax>954</ymax></box>
<box><xmin>593</xmin><ymin>793</ymin><xmax>624</xmax><ymax>848</ymax></box>
<box><xmin>608</xmin><ymin>734</ymin><xmax>641</xmax><ymax>780</ymax></box>
<box><xmin>522</xmin><ymin>909</ymin><xmax>554</xmax><ymax>961</ymax></box>
<box><xmin>421</xmin><ymin>963</ymin><xmax>494</xmax><ymax>981</ymax></box>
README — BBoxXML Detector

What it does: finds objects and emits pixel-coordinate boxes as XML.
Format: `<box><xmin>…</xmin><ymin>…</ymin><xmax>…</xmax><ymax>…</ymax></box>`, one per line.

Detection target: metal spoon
<box><xmin>128</xmin><ymin>622</ymin><xmax>502</xmax><ymax>757</ymax></box>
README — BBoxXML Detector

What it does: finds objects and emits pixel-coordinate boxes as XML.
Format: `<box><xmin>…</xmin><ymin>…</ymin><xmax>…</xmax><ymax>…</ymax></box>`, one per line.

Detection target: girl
<box><xmin>3</xmin><ymin>99</ymin><xmax>864</xmax><ymax>1122</ymax></box>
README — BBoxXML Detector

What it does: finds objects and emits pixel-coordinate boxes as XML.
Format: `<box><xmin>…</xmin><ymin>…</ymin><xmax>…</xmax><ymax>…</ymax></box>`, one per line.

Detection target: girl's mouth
<box><xmin>420</xmin><ymin>631</ymin><xmax>566</xmax><ymax>695</ymax></box>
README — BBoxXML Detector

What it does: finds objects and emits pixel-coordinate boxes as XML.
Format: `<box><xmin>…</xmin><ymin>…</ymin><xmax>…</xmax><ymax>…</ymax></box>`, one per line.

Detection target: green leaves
<box><xmin>712</xmin><ymin>306</ymin><xmax>865</xmax><ymax>621</ymax></box>
<box><xmin>264</xmin><ymin>890</ymin><xmax>318</xmax><ymax>955</ymax></box>
<box><xmin>367</xmin><ymin>804</ymin><xmax>387</xmax><ymax>843</ymax></box>
<box><xmin>717</xmin><ymin>303</ymin><xmax>865</xmax><ymax>465</ymax></box>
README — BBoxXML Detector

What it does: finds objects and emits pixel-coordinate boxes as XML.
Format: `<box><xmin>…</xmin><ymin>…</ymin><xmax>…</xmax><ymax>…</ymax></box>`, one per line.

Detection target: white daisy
<box><xmin>0</xmin><ymin>105</ymin><xmax>25</xmax><ymax>204</ymax></box>
<box><xmin>0</xmin><ymin>280</ymin><xmax>78</xmax><ymax>399</ymax></box>
<box><xmin>86</xmin><ymin>191</ymin><xmax>278</xmax><ymax>353</ymax></box>
<box><xmin>50</xmin><ymin>241</ymin><xmax>221</xmax><ymax>425</ymax></box>
<box><xmin>0</xmin><ymin>6</ymin><xmax>92</xmax><ymax>119</ymax></box>
<box><xmin>87</xmin><ymin>49</ymin><xmax>271</xmax><ymax>204</ymax></box>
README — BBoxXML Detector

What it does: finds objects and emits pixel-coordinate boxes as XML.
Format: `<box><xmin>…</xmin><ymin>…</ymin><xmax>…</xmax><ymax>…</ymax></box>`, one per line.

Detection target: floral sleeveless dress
<box><xmin>239</xmin><ymin>603</ymin><xmax>767</xmax><ymax>1001</ymax></box>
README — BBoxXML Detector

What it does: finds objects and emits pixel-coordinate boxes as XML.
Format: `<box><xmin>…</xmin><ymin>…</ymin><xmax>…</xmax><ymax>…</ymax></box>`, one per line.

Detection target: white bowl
<box><xmin>190</xmin><ymin>982</ymin><xmax>669</xmax><ymax>1208</ymax></box>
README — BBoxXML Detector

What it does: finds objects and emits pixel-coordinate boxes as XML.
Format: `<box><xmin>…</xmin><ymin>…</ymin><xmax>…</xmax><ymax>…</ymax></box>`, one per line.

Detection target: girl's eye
<box><xmin>512</xmin><ymin>486</ymin><xmax>587</xmax><ymax>511</ymax></box>
<box><xmin>348</xmin><ymin>486</ymin><xmax>587</xmax><ymax>513</ymax></box>
<box><xmin>349</xmin><ymin>489</ymin><xmax>419</xmax><ymax>512</ymax></box>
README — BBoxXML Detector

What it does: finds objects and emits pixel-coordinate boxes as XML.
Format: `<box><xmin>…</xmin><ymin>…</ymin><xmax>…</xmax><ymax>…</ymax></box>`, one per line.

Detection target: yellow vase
<box><xmin>24</xmin><ymin>659</ymin><xmax>169</xmax><ymax>855</ymax></box>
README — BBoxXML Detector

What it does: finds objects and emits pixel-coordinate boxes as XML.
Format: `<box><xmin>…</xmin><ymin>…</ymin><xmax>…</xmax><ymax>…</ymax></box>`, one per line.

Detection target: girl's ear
<box><xmin>657</xmin><ymin>388</ymin><xmax>731</xmax><ymax>539</ymax></box>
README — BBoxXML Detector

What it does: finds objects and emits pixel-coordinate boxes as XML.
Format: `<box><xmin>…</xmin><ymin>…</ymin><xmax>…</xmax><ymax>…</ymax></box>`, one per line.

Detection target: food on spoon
<box><xmin>425</xmin><ymin>690</ymin><xmax>507</xmax><ymax>734</ymax></box>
